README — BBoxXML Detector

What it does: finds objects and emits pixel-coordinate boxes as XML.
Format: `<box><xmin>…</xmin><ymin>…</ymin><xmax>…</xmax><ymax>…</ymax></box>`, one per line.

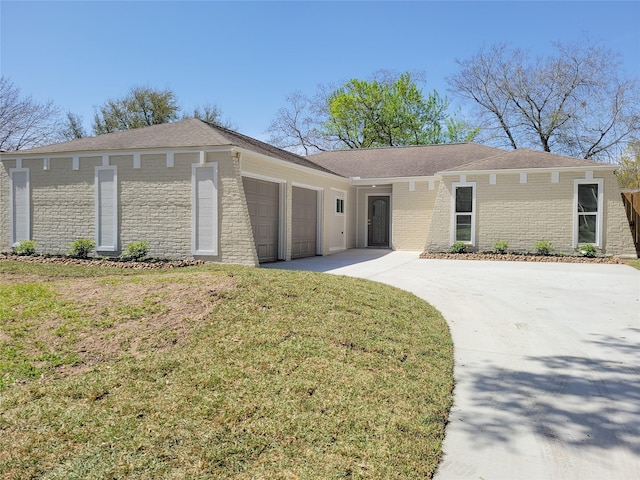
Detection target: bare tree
<box><xmin>449</xmin><ymin>41</ymin><xmax>640</xmax><ymax>160</ymax></box>
<box><xmin>266</xmin><ymin>91</ymin><xmax>333</xmax><ymax>155</ymax></box>
<box><xmin>0</xmin><ymin>76</ymin><xmax>62</xmax><ymax>151</ymax></box>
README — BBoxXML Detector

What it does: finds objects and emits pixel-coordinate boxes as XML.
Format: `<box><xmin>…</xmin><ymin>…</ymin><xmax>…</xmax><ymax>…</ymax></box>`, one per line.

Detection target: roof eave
<box><xmin>438</xmin><ymin>164</ymin><xmax>617</xmax><ymax>176</ymax></box>
<box><xmin>235</xmin><ymin>146</ymin><xmax>350</xmax><ymax>181</ymax></box>
<box><xmin>0</xmin><ymin>145</ymin><xmax>236</xmax><ymax>160</ymax></box>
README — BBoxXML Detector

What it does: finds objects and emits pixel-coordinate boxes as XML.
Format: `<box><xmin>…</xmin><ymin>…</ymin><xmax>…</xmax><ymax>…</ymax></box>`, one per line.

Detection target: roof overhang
<box><xmin>234</xmin><ymin>146</ymin><xmax>351</xmax><ymax>182</ymax></box>
<box><xmin>349</xmin><ymin>175</ymin><xmax>438</xmax><ymax>186</ymax></box>
<box><xmin>0</xmin><ymin>145</ymin><xmax>235</xmax><ymax>161</ymax></box>
<box><xmin>437</xmin><ymin>164</ymin><xmax>617</xmax><ymax>176</ymax></box>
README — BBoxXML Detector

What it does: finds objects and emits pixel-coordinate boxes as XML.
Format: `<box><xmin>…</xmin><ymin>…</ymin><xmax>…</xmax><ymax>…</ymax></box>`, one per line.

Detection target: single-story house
<box><xmin>0</xmin><ymin>118</ymin><xmax>636</xmax><ymax>265</ymax></box>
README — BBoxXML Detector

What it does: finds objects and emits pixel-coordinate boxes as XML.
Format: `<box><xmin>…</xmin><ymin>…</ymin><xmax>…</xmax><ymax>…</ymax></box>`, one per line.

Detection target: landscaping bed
<box><xmin>420</xmin><ymin>251</ymin><xmax>626</xmax><ymax>264</ymax></box>
<box><xmin>0</xmin><ymin>252</ymin><xmax>204</xmax><ymax>269</ymax></box>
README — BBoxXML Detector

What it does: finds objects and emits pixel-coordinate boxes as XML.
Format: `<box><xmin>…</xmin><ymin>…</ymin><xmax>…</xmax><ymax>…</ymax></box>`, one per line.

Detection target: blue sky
<box><xmin>1</xmin><ymin>1</ymin><xmax>639</xmax><ymax>141</ymax></box>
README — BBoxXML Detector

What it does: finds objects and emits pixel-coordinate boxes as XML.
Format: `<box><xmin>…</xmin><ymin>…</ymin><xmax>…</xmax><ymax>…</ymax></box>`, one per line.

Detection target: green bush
<box><xmin>13</xmin><ymin>240</ymin><xmax>37</xmax><ymax>256</ymax></box>
<box><xmin>493</xmin><ymin>240</ymin><xmax>509</xmax><ymax>254</ymax></box>
<box><xmin>120</xmin><ymin>240</ymin><xmax>149</xmax><ymax>261</ymax></box>
<box><xmin>534</xmin><ymin>240</ymin><xmax>554</xmax><ymax>256</ymax></box>
<box><xmin>578</xmin><ymin>244</ymin><xmax>597</xmax><ymax>258</ymax></box>
<box><xmin>67</xmin><ymin>238</ymin><xmax>96</xmax><ymax>259</ymax></box>
<box><xmin>450</xmin><ymin>241</ymin><xmax>467</xmax><ymax>254</ymax></box>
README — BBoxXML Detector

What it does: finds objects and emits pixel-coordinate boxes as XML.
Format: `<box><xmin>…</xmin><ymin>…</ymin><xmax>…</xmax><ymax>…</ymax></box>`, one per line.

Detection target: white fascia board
<box><xmin>235</xmin><ymin>147</ymin><xmax>349</xmax><ymax>183</ymax></box>
<box><xmin>0</xmin><ymin>146</ymin><xmax>234</xmax><ymax>162</ymax></box>
<box><xmin>350</xmin><ymin>175</ymin><xmax>437</xmax><ymax>186</ymax></box>
<box><xmin>437</xmin><ymin>165</ymin><xmax>616</xmax><ymax>177</ymax></box>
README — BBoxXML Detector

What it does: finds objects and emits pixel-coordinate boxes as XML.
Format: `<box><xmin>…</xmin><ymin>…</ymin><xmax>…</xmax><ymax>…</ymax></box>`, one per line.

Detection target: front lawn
<box><xmin>0</xmin><ymin>261</ymin><xmax>453</xmax><ymax>479</ymax></box>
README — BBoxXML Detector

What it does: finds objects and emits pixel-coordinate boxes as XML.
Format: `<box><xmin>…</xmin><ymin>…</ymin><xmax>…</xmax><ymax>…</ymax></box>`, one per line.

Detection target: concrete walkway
<box><xmin>266</xmin><ymin>250</ymin><xmax>640</xmax><ymax>480</ymax></box>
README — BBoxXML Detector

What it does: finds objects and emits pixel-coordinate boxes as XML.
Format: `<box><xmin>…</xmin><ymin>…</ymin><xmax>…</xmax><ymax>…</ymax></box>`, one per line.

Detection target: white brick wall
<box><xmin>425</xmin><ymin>170</ymin><xmax>636</xmax><ymax>256</ymax></box>
<box><xmin>0</xmin><ymin>152</ymin><xmax>262</xmax><ymax>264</ymax></box>
<box><xmin>392</xmin><ymin>181</ymin><xmax>437</xmax><ymax>250</ymax></box>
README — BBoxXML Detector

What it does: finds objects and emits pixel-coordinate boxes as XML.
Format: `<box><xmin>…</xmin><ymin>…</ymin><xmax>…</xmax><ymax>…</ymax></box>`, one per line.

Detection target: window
<box><xmin>95</xmin><ymin>166</ymin><xmax>118</xmax><ymax>251</ymax></box>
<box><xmin>192</xmin><ymin>163</ymin><xmax>218</xmax><ymax>255</ymax></box>
<box><xmin>574</xmin><ymin>179</ymin><xmax>603</xmax><ymax>246</ymax></box>
<box><xmin>10</xmin><ymin>168</ymin><xmax>30</xmax><ymax>245</ymax></box>
<box><xmin>336</xmin><ymin>197</ymin><xmax>345</xmax><ymax>214</ymax></box>
<box><xmin>452</xmin><ymin>183</ymin><xmax>476</xmax><ymax>244</ymax></box>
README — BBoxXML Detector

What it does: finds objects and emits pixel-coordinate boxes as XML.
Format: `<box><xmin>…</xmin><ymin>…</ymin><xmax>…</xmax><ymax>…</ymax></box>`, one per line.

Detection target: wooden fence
<box><xmin>621</xmin><ymin>191</ymin><xmax>640</xmax><ymax>255</ymax></box>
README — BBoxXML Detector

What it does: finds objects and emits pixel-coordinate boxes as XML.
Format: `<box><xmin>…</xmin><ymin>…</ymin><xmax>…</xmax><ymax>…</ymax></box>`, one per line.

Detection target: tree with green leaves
<box><xmin>61</xmin><ymin>111</ymin><xmax>86</xmax><ymax>140</ymax></box>
<box><xmin>616</xmin><ymin>140</ymin><xmax>640</xmax><ymax>189</ymax></box>
<box><xmin>267</xmin><ymin>71</ymin><xmax>477</xmax><ymax>154</ymax></box>
<box><xmin>186</xmin><ymin>103</ymin><xmax>236</xmax><ymax>129</ymax></box>
<box><xmin>93</xmin><ymin>86</ymin><xmax>180</xmax><ymax>134</ymax></box>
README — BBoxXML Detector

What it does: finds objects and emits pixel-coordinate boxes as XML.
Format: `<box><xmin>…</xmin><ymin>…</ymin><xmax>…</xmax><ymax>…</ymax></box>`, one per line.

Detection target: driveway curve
<box><xmin>267</xmin><ymin>250</ymin><xmax>640</xmax><ymax>480</ymax></box>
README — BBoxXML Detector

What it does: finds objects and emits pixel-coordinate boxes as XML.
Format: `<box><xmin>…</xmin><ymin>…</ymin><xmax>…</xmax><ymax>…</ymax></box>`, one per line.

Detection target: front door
<box><xmin>367</xmin><ymin>196</ymin><xmax>390</xmax><ymax>247</ymax></box>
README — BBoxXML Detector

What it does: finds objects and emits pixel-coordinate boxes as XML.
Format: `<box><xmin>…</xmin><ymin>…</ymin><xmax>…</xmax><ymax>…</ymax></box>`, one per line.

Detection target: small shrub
<box><xmin>13</xmin><ymin>240</ymin><xmax>37</xmax><ymax>256</ymax></box>
<box><xmin>450</xmin><ymin>242</ymin><xmax>467</xmax><ymax>254</ymax></box>
<box><xmin>493</xmin><ymin>240</ymin><xmax>509</xmax><ymax>254</ymax></box>
<box><xmin>578</xmin><ymin>244</ymin><xmax>597</xmax><ymax>258</ymax></box>
<box><xmin>534</xmin><ymin>240</ymin><xmax>554</xmax><ymax>256</ymax></box>
<box><xmin>67</xmin><ymin>238</ymin><xmax>96</xmax><ymax>259</ymax></box>
<box><xmin>121</xmin><ymin>240</ymin><xmax>149</xmax><ymax>261</ymax></box>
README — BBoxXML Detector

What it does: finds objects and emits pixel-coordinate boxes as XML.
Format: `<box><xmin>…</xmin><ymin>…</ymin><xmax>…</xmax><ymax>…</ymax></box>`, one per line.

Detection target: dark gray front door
<box><xmin>292</xmin><ymin>186</ymin><xmax>317</xmax><ymax>258</ymax></box>
<box><xmin>367</xmin><ymin>196</ymin><xmax>390</xmax><ymax>247</ymax></box>
<box><xmin>243</xmin><ymin>177</ymin><xmax>279</xmax><ymax>263</ymax></box>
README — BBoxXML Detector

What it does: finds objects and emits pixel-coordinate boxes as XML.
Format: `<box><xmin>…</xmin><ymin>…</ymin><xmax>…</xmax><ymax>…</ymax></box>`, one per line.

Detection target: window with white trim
<box><xmin>574</xmin><ymin>179</ymin><xmax>603</xmax><ymax>246</ymax></box>
<box><xmin>95</xmin><ymin>166</ymin><xmax>118</xmax><ymax>251</ymax></box>
<box><xmin>452</xmin><ymin>182</ymin><xmax>476</xmax><ymax>244</ymax></box>
<box><xmin>192</xmin><ymin>163</ymin><xmax>218</xmax><ymax>255</ymax></box>
<box><xmin>10</xmin><ymin>168</ymin><xmax>30</xmax><ymax>245</ymax></box>
<box><xmin>335</xmin><ymin>196</ymin><xmax>345</xmax><ymax>215</ymax></box>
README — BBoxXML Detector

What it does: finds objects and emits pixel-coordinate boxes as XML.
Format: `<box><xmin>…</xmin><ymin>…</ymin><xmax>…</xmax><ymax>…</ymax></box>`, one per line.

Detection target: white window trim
<box><xmin>573</xmin><ymin>178</ymin><xmax>604</xmax><ymax>248</ymax></box>
<box><xmin>95</xmin><ymin>165</ymin><xmax>118</xmax><ymax>252</ymax></box>
<box><xmin>335</xmin><ymin>196</ymin><xmax>345</xmax><ymax>216</ymax></box>
<box><xmin>330</xmin><ymin>188</ymin><xmax>347</xmax><ymax>251</ymax></box>
<box><xmin>9</xmin><ymin>168</ymin><xmax>30</xmax><ymax>246</ymax></box>
<box><xmin>191</xmin><ymin>162</ymin><xmax>219</xmax><ymax>256</ymax></box>
<box><xmin>451</xmin><ymin>181</ymin><xmax>476</xmax><ymax>246</ymax></box>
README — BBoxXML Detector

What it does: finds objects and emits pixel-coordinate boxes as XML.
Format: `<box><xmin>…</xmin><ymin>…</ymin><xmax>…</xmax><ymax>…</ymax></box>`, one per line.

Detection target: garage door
<box><xmin>292</xmin><ymin>186</ymin><xmax>317</xmax><ymax>259</ymax></box>
<box><xmin>243</xmin><ymin>177</ymin><xmax>279</xmax><ymax>263</ymax></box>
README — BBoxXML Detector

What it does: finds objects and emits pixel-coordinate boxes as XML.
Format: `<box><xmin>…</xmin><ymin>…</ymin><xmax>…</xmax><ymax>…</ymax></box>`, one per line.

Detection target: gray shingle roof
<box><xmin>8</xmin><ymin>121</ymin><xmax>608</xmax><ymax>179</ymax></box>
<box><xmin>442</xmin><ymin>148</ymin><xmax>605</xmax><ymax>172</ymax></box>
<box><xmin>306</xmin><ymin>143</ymin><xmax>505</xmax><ymax>178</ymax></box>
<box><xmin>9</xmin><ymin>118</ymin><xmax>335</xmax><ymax>174</ymax></box>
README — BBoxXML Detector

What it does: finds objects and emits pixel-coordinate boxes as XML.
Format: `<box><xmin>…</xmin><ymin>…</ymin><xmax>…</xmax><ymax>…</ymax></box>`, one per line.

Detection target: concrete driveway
<box><xmin>267</xmin><ymin>250</ymin><xmax>640</xmax><ymax>480</ymax></box>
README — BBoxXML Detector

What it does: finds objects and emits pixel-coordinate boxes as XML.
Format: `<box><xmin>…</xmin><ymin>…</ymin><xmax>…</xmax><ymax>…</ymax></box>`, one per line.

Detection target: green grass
<box><xmin>623</xmin><ymin>258</ymin><xmax>640</xmax><ymax>270</ymax></box>
<box><xmin>0</xmin><ymin>261</ymin><xmax>454</xmax><ymax>479</ymax></box>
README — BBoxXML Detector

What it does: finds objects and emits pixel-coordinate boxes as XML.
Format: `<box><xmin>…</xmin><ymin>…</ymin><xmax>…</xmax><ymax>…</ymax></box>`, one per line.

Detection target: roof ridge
<box><xmin>307</xmin><ymin>142</ymin><xmax>494</xmax><ymax>156</ymax></box>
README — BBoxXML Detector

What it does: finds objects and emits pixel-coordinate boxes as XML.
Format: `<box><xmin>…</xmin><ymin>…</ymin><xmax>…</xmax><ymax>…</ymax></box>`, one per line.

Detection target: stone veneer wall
<box><xmin>0</xmin><ymin>151</ymin><xmax>260</xmax><ymax>265</ymax></box>
<box><xmin>425</xmin><ymin>170</ymin><xmax>636</xmax><ymax>257</ymax></box>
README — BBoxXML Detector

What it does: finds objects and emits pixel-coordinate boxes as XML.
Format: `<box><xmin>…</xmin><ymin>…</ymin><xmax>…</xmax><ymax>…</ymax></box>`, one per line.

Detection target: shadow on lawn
<box><xmin>461</xmin><ymin>329</ymin><xmax>640</xmax><ymax>455</ymax></box>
